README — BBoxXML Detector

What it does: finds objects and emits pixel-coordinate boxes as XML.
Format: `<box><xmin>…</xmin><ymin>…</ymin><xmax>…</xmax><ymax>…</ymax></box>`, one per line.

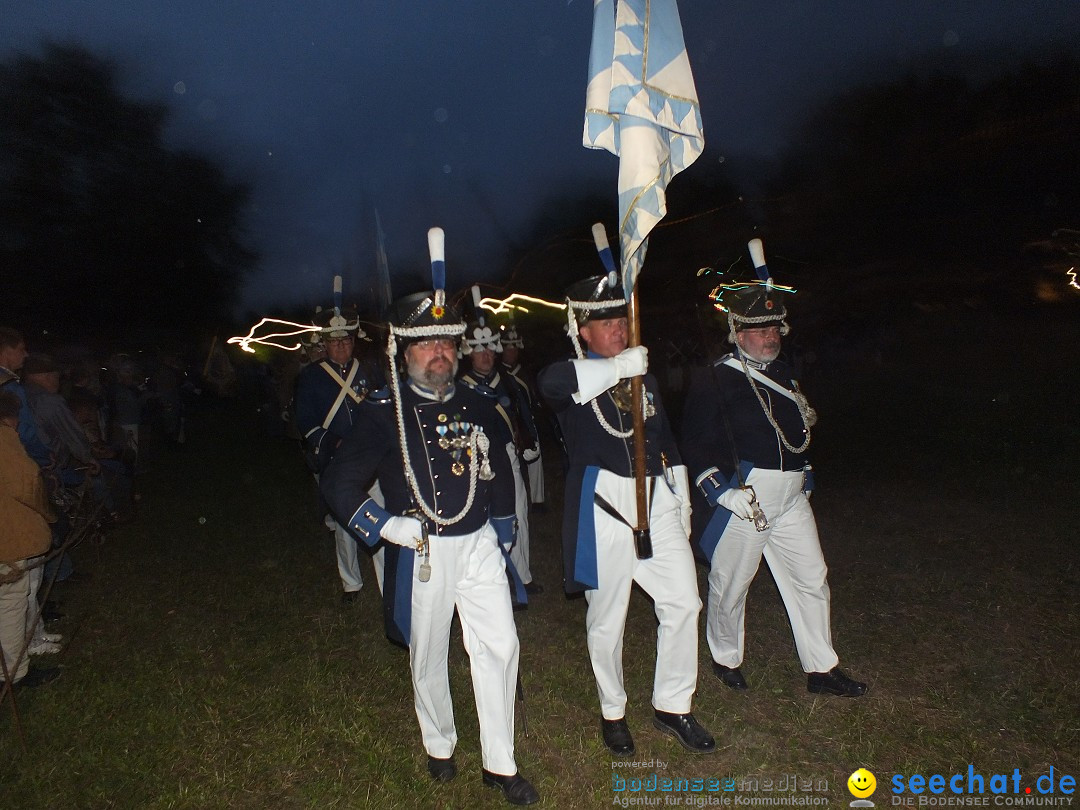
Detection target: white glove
<box><xmin>716</xmin><ymin>487</ymin><xmax>757</xmax><ymax>520</ymax></box>
<box><xmin>380</xmin><ymin>515</ymin><xmax>423</xmax><ymax>547</ymax></box>
<box><xmin>612</xmin><ymin>346</ymin><xmax>648</xmax><ymax>380</ymax></box>
<box><xmin>522</xmin><ymin>447</ymin><xmax>540</xmax><ymax>463</ymax></box>
<box><xmin>571</xmin><ymin>346</ymin><xmax>649</xmax><ymax>404</ymax></box>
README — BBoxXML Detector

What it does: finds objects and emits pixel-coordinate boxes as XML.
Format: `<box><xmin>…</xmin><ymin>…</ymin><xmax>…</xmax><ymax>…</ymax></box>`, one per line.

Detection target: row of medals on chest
<box><xmin>432</xmin><ymin>411</ymin><xmax>471</xmax><ymax>477</ymax></box>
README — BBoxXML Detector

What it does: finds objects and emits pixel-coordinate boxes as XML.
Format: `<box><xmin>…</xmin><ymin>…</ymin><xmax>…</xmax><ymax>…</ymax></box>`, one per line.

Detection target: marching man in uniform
<box><xmin>321</xmin><ymin>229</ymin><xmax>539</xmax><ymax>806</ymax></box>
<box><xmin>458</xmin><ymin>303</ymin><xmax>541</xmax><ymax>596</ymax></box>
<box><xmin>498</xmin><ymin>324</ymin><xmax>546</xmax><ymax>515</ymax></box>
<box><xmin>294</xmin><ymin>290</ymin><xmax>383</xmax><ymax>602</ymax></box>
<box><xmin>681</xmin><ymin>239</ymin><xmax>867</xmax><ymax>698</ymax></box>
<box><xmin>537</xmin><ymin>271</ymin><xmax>715</xmax><ymax>757</ymax></box>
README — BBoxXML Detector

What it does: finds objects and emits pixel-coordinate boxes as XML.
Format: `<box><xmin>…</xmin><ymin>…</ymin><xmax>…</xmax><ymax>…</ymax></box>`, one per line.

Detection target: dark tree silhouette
<box><xmin>767</xmin><ymin>55</ymin><xmax>1080</xmax><ymax>262</ymax></box>
<box><xmin>0</xmin><ymin>43</ymin><xmax>256</xmax><ymax>341</ymax></box>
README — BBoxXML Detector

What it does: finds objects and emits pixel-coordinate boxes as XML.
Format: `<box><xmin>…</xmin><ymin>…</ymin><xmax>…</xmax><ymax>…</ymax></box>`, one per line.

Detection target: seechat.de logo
<box><xmin>850</xmin><ymin>768</ymin><xmax>878</xmax><ymax>808</ymax></box>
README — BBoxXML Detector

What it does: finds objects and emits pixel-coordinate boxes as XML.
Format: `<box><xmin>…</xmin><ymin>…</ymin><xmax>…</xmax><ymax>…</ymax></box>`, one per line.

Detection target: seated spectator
<box><xmin>23</xmin><ymin>354</ymin><xmax>133</xmax><ymax>521</ymax></box>
<box><xmin>0</xmin><ymin>390</ymin><xmax>61</xmax><ymax>689</ymax></box>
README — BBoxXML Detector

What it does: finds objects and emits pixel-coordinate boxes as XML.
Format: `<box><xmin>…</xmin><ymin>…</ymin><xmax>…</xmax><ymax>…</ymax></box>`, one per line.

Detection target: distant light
<box><xmin>1068</xmin><ymin>267</ymin><xmax>1079</xmax><ymax>290</ymax></box>
<box><xmin>443</xmin><ymin>164</ymin><xmax>452</xmax><ymax>174</ymax></box>
<box><xmin>708</xmin><ymin>279</ymin><xmax>797</xmax><ymax>312</ymax></box>
<box><xmin>173</xmin><ymin>81</ymin><xmax>186</xmax><ymax>95</ymax></box>
<box><xmin>478</xmin><ymin>294</ymin><xmax>566</xmax><ymax>316</ymax></box>
<box><xmin>227</xmin><ymin>317</ymin><xmax>320</xmax><ymax>353</ymax></box>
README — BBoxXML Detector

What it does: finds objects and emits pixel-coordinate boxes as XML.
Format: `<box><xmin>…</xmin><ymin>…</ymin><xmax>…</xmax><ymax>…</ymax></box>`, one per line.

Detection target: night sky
<box><xmin>3</xmin><ymin>1</ymin><xmax>1079</xmax><ymax>313</ymax></box>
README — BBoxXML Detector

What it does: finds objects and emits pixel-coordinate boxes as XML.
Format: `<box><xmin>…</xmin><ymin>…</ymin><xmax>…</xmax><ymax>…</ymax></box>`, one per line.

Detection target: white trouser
<box><xmin>325</xmin><ymin>479</ymin><xmax>385</xmax><ymax>594</ymax></box>
<box><xmin>28</xmin><ymin>561</ymin><xmax>46</xmax><ymax>644</ymax></box>
<box><xmin>584</xmin><ymin>470</ymin><xmax>701</xmax><ymax>719</ymax></box>
<box><xmin>0</xmin><ymin>560</ymin><xmax>31</xmax><ymax>683</ymax></box>
<box><xmin>706</xmin><ymin>467</ymin><xmax>839</xmax><ymax>674</ymax></box>
<box><xmin>506</xmin><ymin>444</ymin><xmax>533</xmax><ymax>584</ymax></box>
<box><xmin>409</xmin><ymin>523</ymin><xmax>520</xmax><ymax>775</ymax></box>
<box><xmin>526</xmin><ymin>449</ymin><xmax>545</xmax><ymax>503</ymax></box>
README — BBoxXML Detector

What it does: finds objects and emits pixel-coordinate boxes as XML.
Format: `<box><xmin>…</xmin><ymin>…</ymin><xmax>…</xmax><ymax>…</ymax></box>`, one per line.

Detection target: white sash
<box><xmin>721</xmin><ymin>357</ymin><xmax>800</xmax><ymax>405</ymax></box>
<box><xmin>320</xmin><ymin>361</ymin><xmax>363</xmax><ymax>430</ymax></box>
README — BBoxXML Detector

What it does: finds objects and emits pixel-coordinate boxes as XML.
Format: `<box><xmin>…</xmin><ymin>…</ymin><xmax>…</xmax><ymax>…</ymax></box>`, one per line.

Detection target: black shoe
<box><xmin>10</xmin><ymin>667</ymin><xmax>62</xmax><ymax>689</ymax></box>
<box><xmin>523</xmin><ymin>581</ymin><xmax>544</xmax><ymax>595</ymax></box>
<box><xmin>427</xmin><ymin>755</ymin><xmax>457</xmax><ymax>783</ymax></box>
<box><xmin>340</xmin><ymin>590</ymin><xmax>360</xmax><ymax>605</ymax></box>
<box><xmin>807</xmin><ymin>667</ymin><xmax>867</xmax><ymax>697</ymax></box>
<box><xmin>42</xmin><ymin>601</ymin><xmax>65</xmax><ymax>623</ymax></box>
<box><xmin>482</xmin><ymin>770</ymin><xmax>539</xmax><ymax>806</ymax></box>
<box><xmin>712</xmin><ymin>662</ymin><xmax>748</xmax><ymax>690</ymax></box>
<box><xmin>601</xmin><ymin>717</ymin><xmax>635</xmax><ymax>756</ymax></box>
<box><xmin>652</xmin><ymin>711</ymin><xmax>716</xmax><ymax>753</ymax></box>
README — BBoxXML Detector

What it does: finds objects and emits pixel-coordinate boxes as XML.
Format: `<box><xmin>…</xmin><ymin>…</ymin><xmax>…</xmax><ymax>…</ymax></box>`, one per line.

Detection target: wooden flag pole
<box><xmin>627</xmin><ymin>284</ymin><xmax>652</xmax><ymax>558</ymax></box>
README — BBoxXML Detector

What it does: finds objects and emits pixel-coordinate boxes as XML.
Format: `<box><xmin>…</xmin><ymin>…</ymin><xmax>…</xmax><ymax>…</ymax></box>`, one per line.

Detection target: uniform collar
<box><xmin>407</xmin><ymin>379</ymin><xmax>455</xmax><ymax>402</ymax></box>
<box><xmin>735</xmin><ymin>348</ymin><xmax>770</xmax><ymax>371</ymax></box>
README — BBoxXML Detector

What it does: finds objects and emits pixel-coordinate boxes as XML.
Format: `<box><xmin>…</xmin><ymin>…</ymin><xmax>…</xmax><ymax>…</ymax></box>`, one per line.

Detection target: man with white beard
<box><xmin>681</xmin><ymin>240</ymin><xmax>866</xmax><ymax>699</ymax></box>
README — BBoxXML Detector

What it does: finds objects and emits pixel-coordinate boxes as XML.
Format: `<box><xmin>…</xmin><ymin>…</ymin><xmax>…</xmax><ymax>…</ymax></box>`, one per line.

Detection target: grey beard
<box><xmin>407</xmin><ymin>357</ymin><xmax>457</xmax><ymax>391</ymax></box>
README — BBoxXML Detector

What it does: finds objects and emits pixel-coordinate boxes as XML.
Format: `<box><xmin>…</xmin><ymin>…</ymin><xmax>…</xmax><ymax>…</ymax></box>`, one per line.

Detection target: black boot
<box><xmin>652</xmin><ymin>710</ymin><xmax>716</xmax><ymax>753</ymax></box>
<box><xmin>712</xmin><ymin>662</ymin><xmax>748</xmax><ymax>690</ymax></box>
<box><xmin>481</xmin><ymin>770</ymin><xmax>540</xmax><ymax>806</ymax></box>
<box><xmin>601</xmin><ymin>717</ymin><xmax>635</xmax><ymax>756</ymax></box>
<box><xmin>807</xmin><ymin>667</ymin><xmax>867</xmax><ymax>697</ymax></box>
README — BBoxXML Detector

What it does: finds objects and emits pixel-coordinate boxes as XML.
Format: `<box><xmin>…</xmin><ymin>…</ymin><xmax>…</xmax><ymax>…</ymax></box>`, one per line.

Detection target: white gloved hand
<box><xmin>716</xmin><ymin>487</ymin><xmax>757</xmax><ymax>520</ymax></box>
<box><xmin>522</xmin><ymin>447</ymin><xmax>540</xmax><ymax>463</ymax></box>
<box><xmin>612</xmin><ymin>346</ymin><xmax>648</xmax><ymax>380</ymax></box>
<box><xmin>380</xmin><ymin>515</ymin><xmax>424</xmax><ymax>547</ymax></box>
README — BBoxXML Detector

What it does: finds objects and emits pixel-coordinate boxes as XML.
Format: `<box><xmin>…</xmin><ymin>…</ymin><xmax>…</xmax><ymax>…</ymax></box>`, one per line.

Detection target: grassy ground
<box><xmin>3</xmin><ymin>308</ymin><xmax>1078</xmax><ymax>808</ymax></box>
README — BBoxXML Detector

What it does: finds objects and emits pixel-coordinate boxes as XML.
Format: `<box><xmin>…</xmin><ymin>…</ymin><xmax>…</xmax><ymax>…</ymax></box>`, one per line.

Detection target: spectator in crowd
<box><xmin>0</xmin><ymin>327</ymin><xmax>52</xmax><ymax>467</ymax></box>
<box><xmin>106</xmin><ymin>355</ymin><xmax>145</xmax><ymax>468</ymax></box>
<box><xmin>0</xmin><ymin>390</ymin><xmax>61</xmax><ymax>689</ymax></box>
<box><xmin>23</xmin><ymin>353</ymin><xmax>133</xmax><ymax>522</ymax></box>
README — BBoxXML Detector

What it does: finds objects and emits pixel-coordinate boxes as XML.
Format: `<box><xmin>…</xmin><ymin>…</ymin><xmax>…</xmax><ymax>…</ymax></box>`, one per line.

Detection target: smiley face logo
<box><xmin>848</xmin><ymin>769</ymin><xmax>877</xmax><ymax>799</ymax></box>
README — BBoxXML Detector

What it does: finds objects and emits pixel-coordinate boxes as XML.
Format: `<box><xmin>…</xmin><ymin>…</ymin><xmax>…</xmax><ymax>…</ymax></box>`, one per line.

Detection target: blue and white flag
<box><xmin>584</xmin><ymin>0</ymin><xmax>704</xmax><ymax>298</ymax></box>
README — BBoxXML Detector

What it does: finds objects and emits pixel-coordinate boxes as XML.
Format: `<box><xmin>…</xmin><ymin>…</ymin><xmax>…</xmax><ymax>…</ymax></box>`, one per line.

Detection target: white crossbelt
<box><xmin>721</xmin><ymin>357</ymin><xmax>800</xmax><ymax>405</ymax></box>
<box><xmin>320</xmin><ymin>361</ymin><xmax>363</xmax><ymax>429</ymax></box>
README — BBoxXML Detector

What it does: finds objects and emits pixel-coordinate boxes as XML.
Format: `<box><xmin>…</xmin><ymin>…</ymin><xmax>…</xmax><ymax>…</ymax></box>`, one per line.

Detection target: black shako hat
<box><xmin>389</xmin><ymin>290</ymin><xmax>464</xmax><ymax>346</ymax></box>
<box><xmin>713</xmin><ymin>238</ymin><xmax>791</xmax><ymax>340</ymax></box>
<box><xmin>565</xmin><ymin>273</ymin><xmax>628</xmax><ymax>327</ymax></box>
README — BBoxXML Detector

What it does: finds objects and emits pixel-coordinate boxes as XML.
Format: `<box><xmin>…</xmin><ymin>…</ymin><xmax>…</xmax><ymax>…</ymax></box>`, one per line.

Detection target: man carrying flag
<box><xmin>546</xmin><ymin>0</ymin><xmax>712</xmax><ymax>756</ymax></box>
<box><xmin>538</xmin><ymin>264</ymin><xmax>714</xmax><ymax>756</ymax></box>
